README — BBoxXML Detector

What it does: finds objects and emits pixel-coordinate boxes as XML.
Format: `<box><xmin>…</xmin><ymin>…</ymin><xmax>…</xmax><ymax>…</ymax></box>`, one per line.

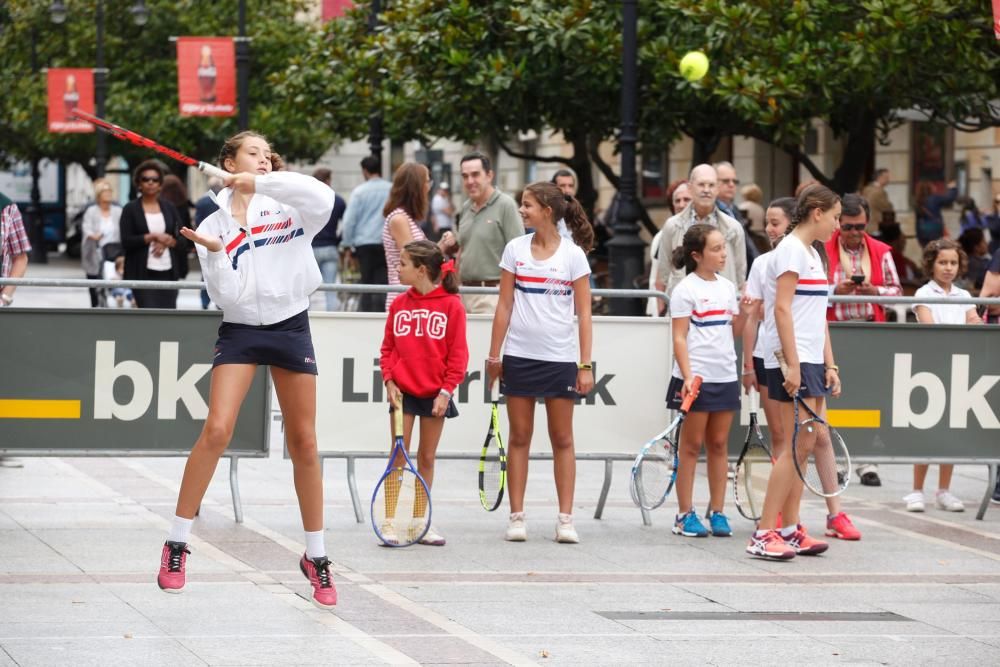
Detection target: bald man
<box><xmin>655</xmin><ymin>164</ymin><xmax>747</xmax><ymax>296</ymax></box>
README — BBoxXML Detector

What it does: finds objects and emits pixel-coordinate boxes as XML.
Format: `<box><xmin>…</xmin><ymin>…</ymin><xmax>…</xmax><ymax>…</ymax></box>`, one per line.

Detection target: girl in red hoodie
<box><xmin>380</xmin><ymin>239</ymin><xmax>469</xmax><ymax>545</ymax></box>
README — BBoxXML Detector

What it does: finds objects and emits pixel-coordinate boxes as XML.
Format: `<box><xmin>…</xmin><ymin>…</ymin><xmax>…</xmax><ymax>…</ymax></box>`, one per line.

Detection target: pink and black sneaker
<box><xmin>299</xmin><ymin>554</ymin><xmax>337</xmax><ymax>609</ymax></box>
<box><xmin>157</xmin><ymin>541</ymin><xmax>190</xmax><ymax>593</ymax></box>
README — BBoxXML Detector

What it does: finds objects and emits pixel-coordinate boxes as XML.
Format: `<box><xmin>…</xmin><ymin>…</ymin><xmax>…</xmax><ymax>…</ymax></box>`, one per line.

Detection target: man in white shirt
<box><xmin>431</xmin><ymin>182</ymin><xmax>454</xmax><ymax>233</ymax></box>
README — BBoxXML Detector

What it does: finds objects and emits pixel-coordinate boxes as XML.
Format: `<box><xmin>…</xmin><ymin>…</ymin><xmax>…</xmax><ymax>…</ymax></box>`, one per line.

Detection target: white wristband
<box><xmin>438</xmin><ymin>388</ymin><xmax>452</xmax><ymax>399</ymax></box>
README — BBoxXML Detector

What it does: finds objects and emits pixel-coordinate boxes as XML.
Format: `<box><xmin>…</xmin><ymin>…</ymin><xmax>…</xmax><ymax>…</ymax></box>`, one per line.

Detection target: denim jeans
<box><xmin>313</xmin><ymin>245</ymin><xmax>341</xmax><ymax>311</ymax></box>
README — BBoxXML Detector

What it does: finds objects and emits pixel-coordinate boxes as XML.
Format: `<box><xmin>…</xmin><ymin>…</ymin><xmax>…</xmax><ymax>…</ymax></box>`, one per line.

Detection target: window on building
<box><xmin>911</xmin><ymin>122</ymin><xmax>954</xmax><ymax>196</ymax></box>
<box><xmin>641</xmin><ymin>146</ymin><xmax>667</xmax><ymax>201</ymax></box>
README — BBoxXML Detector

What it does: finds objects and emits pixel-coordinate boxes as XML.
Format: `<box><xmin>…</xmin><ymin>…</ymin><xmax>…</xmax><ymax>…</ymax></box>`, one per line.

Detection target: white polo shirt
<box><xmin>912</xmin><ymin>281</ymin><xmax>976</xmax><ymax>324</ymax></box>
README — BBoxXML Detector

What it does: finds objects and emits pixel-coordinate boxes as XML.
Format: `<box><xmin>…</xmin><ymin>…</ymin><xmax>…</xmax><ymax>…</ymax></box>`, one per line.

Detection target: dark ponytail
<box><xmin>671</xmin><ymin>223</ymin><xmax>716</xmax><ymax>275</ymax></box>
<box><xmin>403</xmin><ymin>240</ymin><xmax>460</xmax><ymax>294</ymax></box>
<box><xmin>523</xmin><ymin>181</ymin><xmax>595</xmax><ymax>253</ymax></box>
<box><xmin>789</xmin><ymin>184</ymin><xmax>839</xmax><ymax>274</ymax></box>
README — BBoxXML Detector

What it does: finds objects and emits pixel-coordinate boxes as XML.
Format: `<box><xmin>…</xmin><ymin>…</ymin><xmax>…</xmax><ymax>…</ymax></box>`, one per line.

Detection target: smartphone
<box><xmin>850</xmin><ymin>274</ymin><xmax>865</xmax><ymax>285</ymax></box>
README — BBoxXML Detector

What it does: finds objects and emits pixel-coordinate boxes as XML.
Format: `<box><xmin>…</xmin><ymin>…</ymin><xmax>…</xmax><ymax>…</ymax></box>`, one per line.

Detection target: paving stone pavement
<box><xmin>3</xmin><ymin>256</ymin><xmax>999</xmax><ymax>665</ymax></box>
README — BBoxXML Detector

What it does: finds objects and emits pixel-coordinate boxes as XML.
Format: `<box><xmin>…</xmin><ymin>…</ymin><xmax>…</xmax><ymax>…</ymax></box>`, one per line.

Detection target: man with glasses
<box><xmin>824</xmin><ymin>193</ymin><xmax>901</xmax><ymax>487</ymax></box>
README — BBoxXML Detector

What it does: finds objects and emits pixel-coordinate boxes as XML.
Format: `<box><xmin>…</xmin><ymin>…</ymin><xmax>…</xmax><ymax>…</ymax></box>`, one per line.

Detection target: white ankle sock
<box><xmin>510</xmin><ymin>512</ymin><xmax>525</xmax><ymax>521</ymax></box>
<box><xmin>167</xmin><ymin>515</ymin><xmax>194</xmax><ymax>544</ymax></box>
<box><xmin>558</xmin><ymin>513</ymin><xmax>573</xmax><ymax>524</ymax></box>
<box><xmin>304</xmin><ymin>530</ymin><xmax>326</xmax><ymax>559</ymax></box>
<box><xmin>780</xmin><ymin>525</ymin><xmax>797</xmax><ymax>538</ymax></box>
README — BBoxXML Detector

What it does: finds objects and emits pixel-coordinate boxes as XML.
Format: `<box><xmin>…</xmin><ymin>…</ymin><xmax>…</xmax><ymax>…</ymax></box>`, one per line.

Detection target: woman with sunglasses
<box><xmin>120</xmin><ymin>160</ymin><xmax>187</xmax><ymax>308</ymax></box>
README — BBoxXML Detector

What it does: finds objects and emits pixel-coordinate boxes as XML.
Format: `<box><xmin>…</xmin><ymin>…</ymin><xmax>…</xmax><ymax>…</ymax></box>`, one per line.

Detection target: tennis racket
<box><xmin>629</xmin><ymin>375</ymin><xmax>702</xmax><ymax>510</ymax></box>
<box><xmin>774</xmin><ymin>351</ymin><xmax>851</xmax><ymax>497</ymax></box>
<box><xmin>370</xmin><ymin>401</ymin><xmax>431</xmax><ymax>547</ymax></box>
<box><xmin>733</xmin><ymin>389</ymin><xmax>774</xmax><ymax>521</ymax></box>
<box><xmin>478</xmin><ymin>396</ymin><xmax>507</xmax><ymax>512</ymax></box>
<box><xmin>71</xmin><ymin>110</ymin><xmax>230</xmax><ymax>180</ymax></box>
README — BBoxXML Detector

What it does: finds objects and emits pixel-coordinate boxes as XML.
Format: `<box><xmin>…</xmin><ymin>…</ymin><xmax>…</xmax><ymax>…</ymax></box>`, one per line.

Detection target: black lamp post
<box><xmin>606</xmin><ymin>0</ymin><xmax>646</xmax><ymax>315</ymax></box>
<box><xmin>236</xmin><ymin>0</ymin><xmax>250</xmax><ymax>131</ymax></box>
<box><xmin>49</xmin><ymin>0</ymin><xmax>149</xmax><ymax>179</ymax></box>
<box><xmin>368</xmin><ymin>0</ymin><xmax>384</xmax><ymax>159</ymax></box>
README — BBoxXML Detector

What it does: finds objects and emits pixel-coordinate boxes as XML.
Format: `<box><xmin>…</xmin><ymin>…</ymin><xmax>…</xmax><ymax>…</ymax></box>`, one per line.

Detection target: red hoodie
<box><xmin>380</xmin><ymin>285</ymin><xmax>469</xmax><ymax>398</ymax></box>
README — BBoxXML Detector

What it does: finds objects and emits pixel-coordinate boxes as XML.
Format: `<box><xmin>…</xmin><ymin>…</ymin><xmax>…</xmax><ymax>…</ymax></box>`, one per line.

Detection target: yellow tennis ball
<box><xmin>679</xmin><ymin>51</ymin><xmax>709</xmax><ymax>82</ymax></box>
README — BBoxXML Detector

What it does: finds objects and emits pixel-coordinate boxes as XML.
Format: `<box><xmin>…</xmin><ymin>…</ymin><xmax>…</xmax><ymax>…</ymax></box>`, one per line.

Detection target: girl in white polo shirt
<box><xmin>668</xmin><ymin>224</ymin><xmax>747</xmax><ymax>538</ymax></box>
<box><xmin>748</xmin><ymin>184</ymin><xmax>842</xmax><ymax>561</ymax></box>
<box><xmin>905</xmin><ymin>239</ymin><xmax>982</xmax><ymax>513</ymax></box>
<box><xmin>486</xmin><ymin>181</ymin><xmax>594</xmax><ymax>544</ymax></box>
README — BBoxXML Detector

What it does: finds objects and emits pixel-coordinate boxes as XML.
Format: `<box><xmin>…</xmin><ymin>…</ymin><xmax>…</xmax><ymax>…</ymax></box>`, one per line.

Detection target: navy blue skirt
<box><xmin>765</xmin><ymin>362</ymin><xmax>830</xmax><ymax>403</ymax></box>
<box><xmin>753</xmin><ymin>355</ymin><xmax>767</xmax><ymax>387</ymax></box>
<box><xmin>213</xmin><ymin>310</ymin><xmax>317</xmax><ymax>374</ymax></box>
<box><xmin>666</xmin><ymin>376</ymin><xmax>740</xmax><ymax>412</ymax></box>
<box><xmin>500</xmin><ymin>355</ymin><xmax>579</xmax><ymax>399</ymax></box>
<box><xmin>389</xmin><ymin>392</ymin><xmax>459</xmax><ymax>419</ymax></box>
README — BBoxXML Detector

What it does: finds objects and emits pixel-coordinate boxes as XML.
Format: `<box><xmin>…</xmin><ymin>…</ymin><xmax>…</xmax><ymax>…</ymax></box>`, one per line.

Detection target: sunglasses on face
<box><xmin>840</xmin><ymin>223</ymin><xmax>866</xmax><ymax>232</ymax></box>
<box><xmin>140</xmin><ymin>176</ymin><xmax>161</xmax><ymax>184</ymax></box>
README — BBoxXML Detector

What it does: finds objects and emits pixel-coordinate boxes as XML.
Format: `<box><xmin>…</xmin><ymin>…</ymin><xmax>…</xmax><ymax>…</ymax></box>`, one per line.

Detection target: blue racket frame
<box><xmin>370</xmin><ymin>405</ymin><xmax>432</xmax><ymax>547</ymax></box>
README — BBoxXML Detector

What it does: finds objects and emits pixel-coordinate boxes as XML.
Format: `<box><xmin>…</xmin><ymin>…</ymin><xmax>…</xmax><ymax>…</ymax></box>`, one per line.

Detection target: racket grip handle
<box><xmin>680</xmin><ymin>375</ymin><xmax>703</xmax><ymax>412</ymax></box>
<box><xmin>198</xmin><ymin>162</ymin><xmax>230</xmax><ymax>180</ymax></box>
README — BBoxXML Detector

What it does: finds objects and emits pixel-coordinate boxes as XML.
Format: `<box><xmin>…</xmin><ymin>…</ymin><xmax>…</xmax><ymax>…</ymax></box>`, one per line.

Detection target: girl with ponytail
<box><xmin>748</xmin><ymin>184</ymin><xmax>843</xmax><ymax>561</ymax></box>
<box><xmin>379</xmin><ymin>240</ymin><xmax>469</xmax><ymax>545</ymax></box>
<box><xmin>486</xmin><ymin>181</ymin><xmax>594</xmax><ymax>544</ymax></box>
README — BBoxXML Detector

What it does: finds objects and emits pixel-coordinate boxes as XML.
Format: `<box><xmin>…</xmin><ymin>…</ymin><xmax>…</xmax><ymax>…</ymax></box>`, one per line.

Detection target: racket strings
<box><xmin>734</xmin><ymin>444</ymin><xmax>771</xmax><ymax>520</ymax></box>
<box><xmin>635</xmin><ymin>439</ymin><xmax>675</xmax><ymax>508</ymax></box>
<box><xmin>373</xmin><ymin>467</ymin><xmax>425</xmax><ymax>544</ymax></box>
<box><xmin>795</xmin><ymin>418</ymin><xmax>850</xmax><ymax>497</ymax></box>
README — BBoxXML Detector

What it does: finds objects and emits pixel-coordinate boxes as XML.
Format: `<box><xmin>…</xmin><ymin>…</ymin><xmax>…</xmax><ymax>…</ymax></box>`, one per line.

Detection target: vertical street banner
<box><xmin>176</xmin><ymin>37</ymin><xmax>236</xmax><ymax>117</ymax></box>
<box><xmin>322</xmin><ymin>0</ymin><xmax>354</xmax><ymax>20</ymax></box>
<box><xmin>994</xmin><ymin>0</ymin><xmax>1000</xmax><ymax>39</ymax></box>
<box><xmin>47</xmin><ymin>69</ymin><xmax>94</xmax><ymax>133</ymax></box>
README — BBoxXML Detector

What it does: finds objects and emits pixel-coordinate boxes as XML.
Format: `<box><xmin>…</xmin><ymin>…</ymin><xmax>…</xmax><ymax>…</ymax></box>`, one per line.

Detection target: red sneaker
<box><xmin>746</xmin><ymin>530</ymin><xmax>795</xmax><ymax>560</ymax></box>
<box><xmin>299</xmin><ymin>554</ymin><xmax>337</xmax><ymax>609</ymax></box>
<box><xmin>157</xmin><ymin>541</ymin><xmax>190</xmax><ymax>593</ymax></box>
<box><xmin>825</xmin><ymin>512</ymin><xmax>861</xmax><ymax>541</ymax></box>
<box><xmin>784</xmin><ymin>524</ymin><xmax>829</xmax><ymax>555</ymax></box>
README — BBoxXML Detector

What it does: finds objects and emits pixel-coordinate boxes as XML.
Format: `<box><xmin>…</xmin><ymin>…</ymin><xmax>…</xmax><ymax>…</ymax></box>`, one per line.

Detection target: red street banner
<box><xmin>994</xmin><ymin>0</ymin><xmax>1000</xmax><ymax>39</ymax></box>
<box><xmin>322</xmin><ymin>0</ymin><xmax>353</xmax><ymax>20</ymax></box>
<box><xmin>176</xmin><ymin>37</ymin><xmax>236</xmax><ymax>117</ymax></box>
<box><xmin>47</xmin><ymin>68</ymin><xmax>94</xmax><ymax>133</ymax></box>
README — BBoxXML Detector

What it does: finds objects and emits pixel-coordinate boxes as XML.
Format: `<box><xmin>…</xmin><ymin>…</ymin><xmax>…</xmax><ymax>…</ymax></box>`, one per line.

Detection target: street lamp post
<box><xmin>236</xmin><ymin>0</ymin><xmax>250</xmax><ymax>131</ymax></box>
<box><xmin>607</xmin><ymin>0</ymin><xmax>646</xmax><ymax>315</ymax></box>
<box><xmin>368</xmin><ymin>0</ymin><xmax>384</xmax><ymax>159</ymax></box>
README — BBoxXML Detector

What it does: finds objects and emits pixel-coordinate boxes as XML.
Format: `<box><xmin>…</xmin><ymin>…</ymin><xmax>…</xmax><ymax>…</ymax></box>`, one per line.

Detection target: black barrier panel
<box><xmin>729</xmin><ymin>322</ymin><xmax>1000</xmax><ymax>460</ymax></box>
<box><xmin>0</xmin><ymin>309</ymin><xmax>268</xmax><ymax>456</ymax></box>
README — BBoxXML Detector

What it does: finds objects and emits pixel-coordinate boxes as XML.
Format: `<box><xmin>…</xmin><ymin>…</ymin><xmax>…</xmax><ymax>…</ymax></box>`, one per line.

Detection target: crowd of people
<box><xmin>2</xmin><ymin>141</ymin><xmax>999</xmax><ymax>603</ymax></box>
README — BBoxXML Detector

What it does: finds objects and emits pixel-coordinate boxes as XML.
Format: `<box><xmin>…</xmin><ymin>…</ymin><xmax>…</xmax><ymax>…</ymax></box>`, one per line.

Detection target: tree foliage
<box><xmin>0</xmin><ymin>0</ymin><xmax>333</xmax><ymax>178</ymax></box>
<box><xmin>282</xmin><ymin>0</ymin><xmax>1000</xmax><ymax>203</ymax></box>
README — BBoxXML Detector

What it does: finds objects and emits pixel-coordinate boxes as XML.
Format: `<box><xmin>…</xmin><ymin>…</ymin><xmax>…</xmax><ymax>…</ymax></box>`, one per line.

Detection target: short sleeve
<box><xmin>989</xmin><ymin>248</ymin><xmax>1000</xmax><ymax>273</ymax></box>
<box><xmin>745</xmin><ymin>258</ymin><xmax>765</xmax><ymax>299</ymax></box>
<box><xmin>728</xmin><ymin>280</ymin><xmax>740</xmax><ymax>314</ymax></box>
<box><xmin>911</xmin><ymin>283</ymin><xmax>931</xmax><ymax>314</ymax></box>
<box><xmin>499</xmin><ymin>238</ymin><xmax>518</xmax><ymax>274</ymax></box>
<box><xmin>568</xmin><ymin>245</ymin><xmax>591</xmax><ymax>281</ymax></box>
<box><xmin>669</xmin><ymin>281</ymin><xmax>694</xmax><ymax>318</ymax></box>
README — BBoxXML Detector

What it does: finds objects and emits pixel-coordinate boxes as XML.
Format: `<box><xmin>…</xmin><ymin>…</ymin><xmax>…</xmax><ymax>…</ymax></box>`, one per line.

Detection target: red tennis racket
<box><xmin>72</xmin><ymin>110</ymin><xmax>229</xmax><ymax>180</ymax></box>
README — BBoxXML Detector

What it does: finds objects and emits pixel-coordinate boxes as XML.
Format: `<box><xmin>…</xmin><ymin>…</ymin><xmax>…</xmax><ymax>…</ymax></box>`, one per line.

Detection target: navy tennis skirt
<box><xmin>213</xmin><ymin>310</ymin><xmax>317</xmax><ymax>374</ymax></box>
<box><xmin>765</xmin><ymin>362</ymin><xmax>830</xmax><ymax>403</ymax></box>
<box><xmin>500</xmin><ymin>355</ymin><xmax>579</xmax><ymax>399</ymax></box>
<box><xmin>666</xmin><ymin>376</ymin><xmax>740</xmax><ymax>412</ymax></box>
<box><xmin>388</xmin><ymin>392</ymin><xmax>459</xmax><ymax>419</ymax></box>
<box><xmin>752</xmin><ymin>356</ymin><xmax>767</xmax><ymax>388</ymax></box>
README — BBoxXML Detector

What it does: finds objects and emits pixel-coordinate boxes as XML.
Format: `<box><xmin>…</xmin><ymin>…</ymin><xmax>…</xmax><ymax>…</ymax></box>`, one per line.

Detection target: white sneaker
<box><xmin>903</xmin><ymin>491</ymin><xmax>925</xmax><ymax>512</ymax></box>
<box><xmin>505</xmin><ymin>513</ymin><xmax>527</xmax><ymax>542</ymax></box>
<box><xmin>555</xmin><ymin>513</ymin><xmax>579</xmax><ymax>544</ymax></box>
<box><xmin>418</xmin><ymin>524</ymin><xmax>446</xmax><ymax>546</ymax></box>
<box><xmin>379</xmin><ymin>522</ymin><xmax>399</xmax><ymax>545</ymax></box>
<box><xmin>935</xmin><ymin>490</ymin><xmax>965</xmax><ymax>512</ymax></box>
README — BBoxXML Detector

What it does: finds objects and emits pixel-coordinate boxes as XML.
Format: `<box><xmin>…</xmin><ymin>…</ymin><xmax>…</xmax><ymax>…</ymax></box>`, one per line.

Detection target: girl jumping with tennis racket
<box><xmin>379</xmin><ymin>240</ymin><xmax>469</xmax><ymax>545</ymax></box>
<box><xmin>748</xmin><ymin>184</ymin><xmax>842</xmax><ymax>560</ymax></box>
<box><xmin>486</xmin><ymin>182</ymin><xmax>594</xmax><ymax>544</ymax></box>
<box><xmin>159</xmin><ymin>131</ymin><xmax>338</xmax><ymax>608</ymax></box>
<box><xmin>668</xmin><ymin>224</ymin><xmax>747</xmax><ymax>538</ymax></box>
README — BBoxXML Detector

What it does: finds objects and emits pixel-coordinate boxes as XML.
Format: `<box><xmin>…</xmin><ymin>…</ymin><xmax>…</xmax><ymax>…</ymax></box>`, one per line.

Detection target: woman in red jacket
<box><xmin>380</xmin><ymin>240</ymin><xmax>469</xmax><ymax>545</ymax></box>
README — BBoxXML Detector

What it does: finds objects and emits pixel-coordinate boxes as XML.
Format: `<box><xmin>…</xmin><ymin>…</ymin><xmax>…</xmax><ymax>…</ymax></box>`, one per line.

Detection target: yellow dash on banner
<box><xmin>0</xmin><ymin>400</ymin><xmax>81</xmax><ymax>419</ymax></box>
<box><xmin>827</xmin><ymin>409</ymin><xmax>880</xmax><ymax>429</ymax></box>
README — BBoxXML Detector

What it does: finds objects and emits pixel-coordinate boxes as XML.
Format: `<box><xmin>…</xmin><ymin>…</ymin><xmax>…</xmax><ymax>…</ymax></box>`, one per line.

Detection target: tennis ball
<box><xmin>679</xmin><ymin>51</ymin><xmax>709</xmax><ymax>82</ymax></box>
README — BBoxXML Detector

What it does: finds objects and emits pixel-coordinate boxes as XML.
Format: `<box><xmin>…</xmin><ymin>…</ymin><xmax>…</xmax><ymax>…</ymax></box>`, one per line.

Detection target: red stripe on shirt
<box><xmin>516</xmin><ymin>274</ymin><xmax>573</xmax><ymax>286</ymax></box>
<box><xmin>691</xmin><ymin>309</ymin><xmax>729</xmax><ymax>317</ymax></box>
<box><xmin>225</xmin><ymin>232</ymin><xmax>246</xmax><ymax>253</ymax></box>
<box><xmin>798</xmin><ymin>278</ymin><xmax>828</xmax><ymax>285</ymax></box>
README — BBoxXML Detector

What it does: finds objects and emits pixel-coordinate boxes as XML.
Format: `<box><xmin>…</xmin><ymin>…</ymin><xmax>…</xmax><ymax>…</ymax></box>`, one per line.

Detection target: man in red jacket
<box><xmin>825</xmin><ymin>193</ymin><xmax>902</xmax><ymax>487</ymax></box>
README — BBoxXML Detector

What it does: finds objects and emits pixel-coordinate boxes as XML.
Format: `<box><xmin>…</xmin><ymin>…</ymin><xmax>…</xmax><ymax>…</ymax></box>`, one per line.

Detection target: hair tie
<box><xmin>440</xmin><ymin>259</ymin><xmax>456</xmax><ymax>275</ymax></box>
<box><xmin>564</xmin><ymin>194</ymin><xmax>573</xmax><ymax>203</ymax></box>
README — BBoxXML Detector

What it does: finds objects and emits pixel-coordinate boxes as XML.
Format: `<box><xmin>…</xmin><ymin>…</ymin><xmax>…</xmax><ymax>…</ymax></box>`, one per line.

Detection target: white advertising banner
<box><xmin>310</xmin><ymin>313</ymin><xmax>672</xmax><ymax>456</ymax></box>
